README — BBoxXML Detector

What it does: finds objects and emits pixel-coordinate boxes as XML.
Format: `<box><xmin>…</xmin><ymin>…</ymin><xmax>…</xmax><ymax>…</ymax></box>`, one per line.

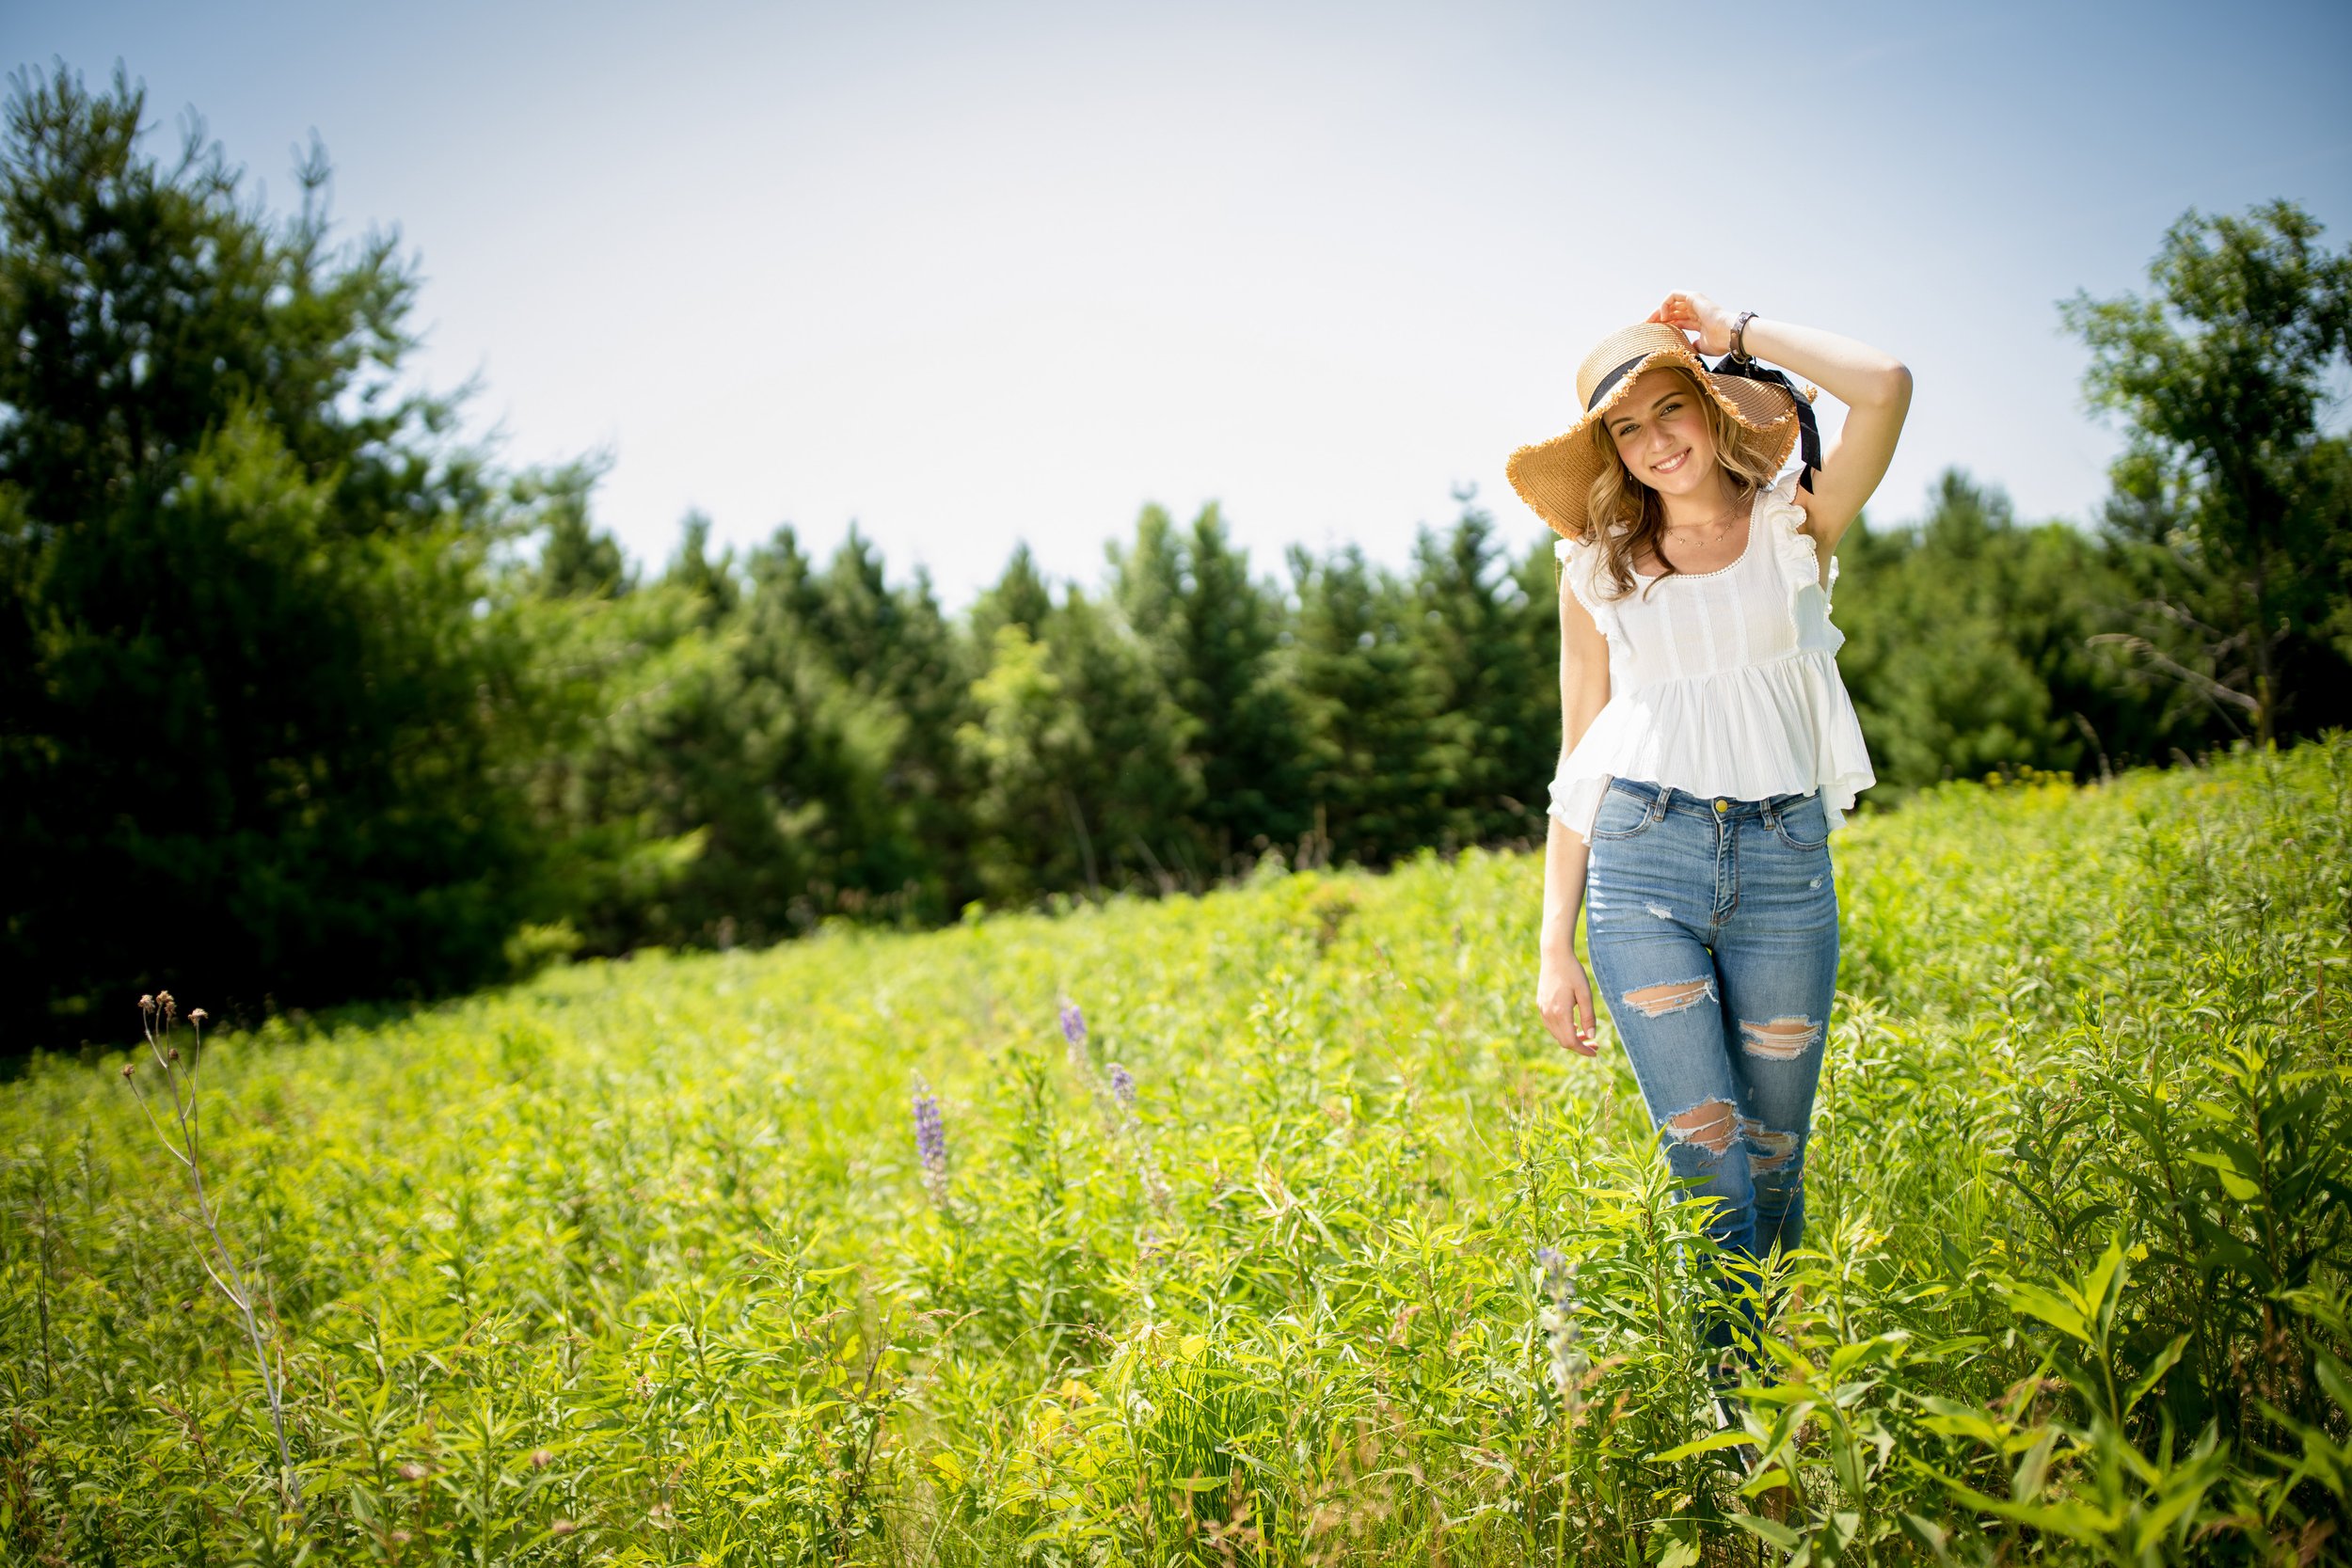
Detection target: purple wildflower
<box><xmin>1059</xmin><ymin>1001</ymin><xmax>1087</xmax><ymax>1047</ymax></box>
<box><xmin>912</xmin><ymin>1086</ymin><xmax>949</xmax><ymax>1202</ymax></box>
<box><xmin>1107</xmin><ymin>1062</ymin><xmax>1136</xmax><ymax>1106</ymax></box>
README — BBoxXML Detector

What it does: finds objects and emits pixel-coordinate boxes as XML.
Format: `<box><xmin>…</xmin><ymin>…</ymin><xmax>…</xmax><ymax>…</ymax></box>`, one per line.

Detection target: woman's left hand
<box><xmin>1647</xmin><ymin>292</ymin><xmax>1735</xmax><ymax>356</ymax></box>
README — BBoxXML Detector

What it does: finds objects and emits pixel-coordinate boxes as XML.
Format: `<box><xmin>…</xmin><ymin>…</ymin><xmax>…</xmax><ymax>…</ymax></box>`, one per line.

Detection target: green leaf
<box><xmin>2013</xmin><ymin>1427</ymin><xmax>2058</xmax><ymax>1502</ymax></box>
<box><xmin>2081</xmin><ymin>1234</ymin><xmax>2128</xmax><ymax>1321</ymax></box>
<box><xmin>1919</xmin><ymin>1404</ymin><xmax>2010</xmax><ymax>1447</ymax></box>
<box><xmin>2003</xmin><ymin>1281</ymin><xmax>2090</xmax><ymax>1342</ymax></box>
<box><xmin>1648</xmin><ymin>1431</ymin><xmax>1756</xmax><ymax>1463</ymax></box>
<box><xmin>2315</xmin><ymin>1353</ymin><xmax>2352</xmax><ymax>1418</ymax></box>
<box><xmin>2133</xmin><ymin>1469</ymin><xmax>2216</xmax><ymax>1551</ymax></box>
<box><xmin>1827</xmin><ymin>1331</ymin><xmax>1909</xmax><ymax>1378</ymax></box>
<box><xmin>1729</xmin><ymin>1513</ymin><xmax>1802</xmax><ymax>1550</ymax></box>
<box><xmin>1899</xmin><ymin>1512</ymin><xmax>1949</xmax><ymax>1555</ymax></box>
<box><xmin>1935</xmin><ymin>1476</ymin><xmax>2125</xmax><ymax>1542</ymax></box>
<box><xmin>2185</xmin><ymin>1149</ymin><xmax>2261</xmax><ymax>1201</ymax></box>
<box><xmin>2124</xmin><ymin>1332</ymin><xmax>2191</xmax><ymax>1416</ymax></box>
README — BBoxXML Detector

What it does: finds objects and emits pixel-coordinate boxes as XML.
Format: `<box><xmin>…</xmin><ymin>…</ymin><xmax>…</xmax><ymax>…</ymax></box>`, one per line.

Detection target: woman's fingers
<box><xmin>1569</xmin><ymin>980</ymin><xmax>1598</xmax><ymax>1054</ymax></box>
<box><xmin>1650</xmin><ymin>291</ymin><xmax>1735</xmax><ymax>353</ymax></box>
<box><xmin>1542</xmin><ymin>993</ymin><xmax>1597</xmax><ymax>1056</ymax></box>
<box><xmin>1539</xmin><ymin>961</ymin><xmax>1602</xmax><ymax>1056</ymax></box>
<box><xmin>1649</xmin><ymin>297</ymin><xmax>1706</xmax><ymax>350</ymax></box>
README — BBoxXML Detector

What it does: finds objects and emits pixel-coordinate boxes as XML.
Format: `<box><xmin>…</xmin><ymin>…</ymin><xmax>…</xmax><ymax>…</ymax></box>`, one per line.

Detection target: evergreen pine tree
<box><xmin>1109</xmin><ymin>504</ymin><xmax>1308</xmax><ymax>866</ymax></box>
<box><xmin>1045</xmin><ymin>585</ymin><xmax>1200</xmax><ymax>892</ymax></box>
<box><xmin>1287</xmin><ymin>543</ymin><xmax>1445</xmax><ymax>863</ymax></box>
<box><xmin>0</xmin><ymin>65</ymin><xmax>543</xmax><ymax>1031</ymax></box>
<box><xmin>664</xmin><ymin>510</ymin><xmax>739</xmax><ymax>624</ymax></box>
<box><xmin>526</xmin><ymin>460</ymin><xmax>631</xmax><ymax>599</ymax></box>
<box><xmin>971</xmin><ymin>541</ymin><xmax>1055</xmax><ymax>648</ymax></box>
<box><xmin>1406</xmin><ymin>486</ymin><xmax>1546</xmax><ymax>847</ymax></box>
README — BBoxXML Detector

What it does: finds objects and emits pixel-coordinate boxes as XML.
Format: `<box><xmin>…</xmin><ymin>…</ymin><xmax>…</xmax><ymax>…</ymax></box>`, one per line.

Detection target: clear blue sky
<box><xmin>8</xmin><ymin>0</ymin><xmax>2350</xmax><ymax>606</ymax></box>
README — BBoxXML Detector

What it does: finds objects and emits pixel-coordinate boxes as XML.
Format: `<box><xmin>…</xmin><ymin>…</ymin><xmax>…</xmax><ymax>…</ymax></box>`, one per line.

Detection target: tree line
<box><xmin>4</xmin><ymin>65</ymin><xmax>2347</xmax><ymax>1043</ymax></box>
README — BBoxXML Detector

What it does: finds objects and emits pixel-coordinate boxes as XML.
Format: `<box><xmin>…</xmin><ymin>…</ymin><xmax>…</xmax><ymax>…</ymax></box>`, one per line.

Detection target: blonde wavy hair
<box><xmin>1582</xmin><ymin>365</ymin><xmax>1784</xmax><ymax>600</ymax></box>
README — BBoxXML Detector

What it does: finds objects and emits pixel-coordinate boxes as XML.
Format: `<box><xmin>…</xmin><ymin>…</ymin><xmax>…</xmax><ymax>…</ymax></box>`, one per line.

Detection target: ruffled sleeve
<box><xmin>1757</xmin><ymin>469</ymin><xmax>1851</xmax><ymax>668</ymax></box>
<box><xmin>1547</xmin><ymin>535</ymin><xmax>1630</xmax><ymax>840</ymax></box>
<box><xmin>1554</xmin><ymin>535</ymin><xmax>1623</xmax><ymax>650</ymax></box>
<box><xmin>1760</xmin><ymin>470</ymin><xmax>1836</xmax><ymax>608</ymax></box>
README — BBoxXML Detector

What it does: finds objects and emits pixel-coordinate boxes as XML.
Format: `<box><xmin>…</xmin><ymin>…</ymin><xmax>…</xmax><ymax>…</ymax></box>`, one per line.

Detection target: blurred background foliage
<box><xmin>4</xmin><ymin>65</ymin><xmax>2348</xmax><ymax>1042</ymax></box>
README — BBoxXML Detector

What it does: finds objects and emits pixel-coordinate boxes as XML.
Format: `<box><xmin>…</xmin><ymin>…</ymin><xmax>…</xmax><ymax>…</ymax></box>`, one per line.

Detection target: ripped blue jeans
<box><xmin>1584</xmin><ymin>779</ymin><xmax>1837</xmax><ymax>1302</ymax></box>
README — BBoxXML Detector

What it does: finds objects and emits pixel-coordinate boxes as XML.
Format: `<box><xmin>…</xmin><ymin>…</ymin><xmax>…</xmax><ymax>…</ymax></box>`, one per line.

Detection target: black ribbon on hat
<box><xmin>1708</xmin><ymin>356</ymin><xmax>1821</xmax><ymax>496</ymax></box>
<box><xmin>1584</xmin><ymin>351</ymin><xmax>1822</xmax><ymax>496</ymax></box>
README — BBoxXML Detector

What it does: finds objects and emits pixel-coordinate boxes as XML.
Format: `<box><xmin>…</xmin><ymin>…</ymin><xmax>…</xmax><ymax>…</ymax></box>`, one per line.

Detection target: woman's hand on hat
<box><xmin>1647</xmin><ymin>292</ymin><xmax>1736</xmax><ymax>356</ymax></box>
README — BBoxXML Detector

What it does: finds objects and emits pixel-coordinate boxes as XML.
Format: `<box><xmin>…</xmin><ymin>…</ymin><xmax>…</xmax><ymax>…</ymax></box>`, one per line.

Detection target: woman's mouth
<box><xmin>1652</xmin><ymin>450</ymin><xmax>1690</xmax><ymax>477</ymax></box>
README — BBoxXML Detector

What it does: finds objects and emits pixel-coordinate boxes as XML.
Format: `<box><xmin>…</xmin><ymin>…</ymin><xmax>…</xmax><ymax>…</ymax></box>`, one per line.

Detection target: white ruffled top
<box><xmin>1549</xmin><ymin>471</ymin><xmax>1875</xmax><ymax>841</ymax></box>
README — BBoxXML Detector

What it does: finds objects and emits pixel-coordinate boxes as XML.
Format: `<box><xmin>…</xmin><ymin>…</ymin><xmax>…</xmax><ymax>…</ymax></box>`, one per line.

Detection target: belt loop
<box><xmin>1762</xmin><ymin>797</ymin><xmax>1780</xmax><ymax>830</ymax></box>
<box><xmin>1652</xmin><ymin>787</ymin><xmax>1671</xmax><ymax>822</ymax></box>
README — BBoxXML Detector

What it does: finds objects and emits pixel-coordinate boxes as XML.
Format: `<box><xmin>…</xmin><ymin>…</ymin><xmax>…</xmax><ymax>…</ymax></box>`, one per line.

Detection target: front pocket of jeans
<box><xmin>1590</xmin><ymin>792</ymin><xmax>1656</xmax><ymax>841</ymax></box>
<box><xmin>1772</xmin><ymin>801</ymin><xmax>1830</xmax><ymax>851</ymax></box>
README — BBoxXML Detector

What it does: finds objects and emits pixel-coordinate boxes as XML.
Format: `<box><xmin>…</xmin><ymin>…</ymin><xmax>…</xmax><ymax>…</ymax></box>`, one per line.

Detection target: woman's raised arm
<box><xmin>1647</xmin><ymin>292</ymin><xmax>1911</xmax><ymax>553</ymax></box>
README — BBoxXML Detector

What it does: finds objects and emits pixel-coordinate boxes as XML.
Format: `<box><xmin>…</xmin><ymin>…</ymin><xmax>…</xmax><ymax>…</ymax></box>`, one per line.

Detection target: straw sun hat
<box><xmin>1505</xmin><ymin>321</ymin><xmax>1822</xmax><ymax>541</ymax></box>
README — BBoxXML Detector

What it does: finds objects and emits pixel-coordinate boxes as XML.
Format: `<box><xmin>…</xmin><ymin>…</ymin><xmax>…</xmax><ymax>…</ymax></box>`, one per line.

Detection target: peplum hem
<box><xmin>1549</xmin><ymin>647</ymin><xmax>1876</xmax><ymax>843</ymax></box>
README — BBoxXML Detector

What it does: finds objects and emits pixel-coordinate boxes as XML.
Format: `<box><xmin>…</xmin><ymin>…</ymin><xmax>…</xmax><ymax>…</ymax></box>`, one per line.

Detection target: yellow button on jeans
<box><xmin>1714</xmin><ymin>799</ymin><xmax>1729</xmax><ymax>813</ymax></box>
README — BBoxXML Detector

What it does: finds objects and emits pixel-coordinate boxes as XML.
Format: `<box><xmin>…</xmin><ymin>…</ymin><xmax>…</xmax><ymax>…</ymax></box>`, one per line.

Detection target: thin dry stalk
<box><xmin>120</xmin><ymin>991</ymin><xmax>302</xmax><ymax>1513</ymax></box>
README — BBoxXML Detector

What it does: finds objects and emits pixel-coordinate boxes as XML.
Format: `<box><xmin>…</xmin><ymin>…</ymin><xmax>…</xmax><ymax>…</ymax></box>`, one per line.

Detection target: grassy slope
<box><xmin>3</xmin><ymin>740</ymin><xmax>2347</xmax><ymax>1564</ymax></box>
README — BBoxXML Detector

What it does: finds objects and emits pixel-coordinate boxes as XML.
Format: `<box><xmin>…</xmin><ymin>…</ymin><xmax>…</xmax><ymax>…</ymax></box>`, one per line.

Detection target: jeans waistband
<box><xmin>1606</xmin><ymin>776</ymin><xmax>1820</xmax><ymax>826</ymax></box>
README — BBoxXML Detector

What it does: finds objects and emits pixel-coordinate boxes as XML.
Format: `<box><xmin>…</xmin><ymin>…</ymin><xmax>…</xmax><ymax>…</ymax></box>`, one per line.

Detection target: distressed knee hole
<box><xmin>1622</xmin><ymin>978</ymin><xmax>1715</xmax><ymax>1018</ymax></box>
<box><xmin>1663</xmin><ymin>1099</ymin><xmax>1739</xmax><ymax>1157</ymax></box>
<box><xmin>1744</xmin><ymin>1122</ymin><xmax>1803</xmax><ymax>1174</ymax></box>
<box><xmin>1643</xmin><ymin>902</ymin><xmax>1675</xmax><ymax>920</ymax></box>
<box><xmin>1739</xmin><ymin>1016</ymin><xmax>1821</xmax><ymax>1059</ymax></box>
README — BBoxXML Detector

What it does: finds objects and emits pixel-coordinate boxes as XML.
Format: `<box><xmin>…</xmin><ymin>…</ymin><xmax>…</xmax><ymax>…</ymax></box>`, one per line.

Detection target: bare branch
<box><xmin>2088</xmin><ymin>633</ymin><xmax>2257</xmax><ymax>736</ymax></box>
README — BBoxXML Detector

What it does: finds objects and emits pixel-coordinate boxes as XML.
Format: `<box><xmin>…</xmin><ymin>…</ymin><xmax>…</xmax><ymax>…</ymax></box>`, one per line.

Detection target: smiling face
<box><xmin>1604</xmin><ymin>366</ymin><xmax>1720</xmax><ymax>499</ymax></box>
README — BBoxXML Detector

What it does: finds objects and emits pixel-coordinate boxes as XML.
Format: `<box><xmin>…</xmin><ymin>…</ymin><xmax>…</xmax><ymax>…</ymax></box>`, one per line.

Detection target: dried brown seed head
<box><xmin>550</xmin><ymin>1520</ymin><xmax>577</xmax><ymax>1537</ymax></box>
<box><xmin>120</xmin><ymin>1062</ymin><xmax>135</xmax><ymax>1079</ymax></box>
<box><xmin>189</xmin><ymin>1008</ymin><xmax>207</xmax><ymax>1023</ymax></box>
<box><xmin>530</xmin><ymin>1448</ymin><xmax>552</xmax><ymax>1469</ymax></box>
<box><xmin>139</xmin><ymin>994</ymin><xmax>155</xmax><ymax>1012</ymax></box>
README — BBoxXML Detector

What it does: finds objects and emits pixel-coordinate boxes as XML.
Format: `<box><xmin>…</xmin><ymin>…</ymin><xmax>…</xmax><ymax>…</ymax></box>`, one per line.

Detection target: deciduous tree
<box><xmin>2063</xmin><ymin>199</ymin><xmax>2352</xmax><ymax>744</ymax></box>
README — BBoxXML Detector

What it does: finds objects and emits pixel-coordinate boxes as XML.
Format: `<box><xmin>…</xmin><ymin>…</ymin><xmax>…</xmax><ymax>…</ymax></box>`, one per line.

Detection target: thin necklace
<box><xmin>1662</xmin><ymin>496</ymin><xmax>1745</xmax><ymax>542</ymax></box>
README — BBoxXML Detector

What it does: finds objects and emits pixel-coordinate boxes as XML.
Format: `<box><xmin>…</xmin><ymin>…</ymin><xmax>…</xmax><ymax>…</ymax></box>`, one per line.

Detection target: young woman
<box><xmin>1508</xmin><ymin>293</ymin><xmax>1910</xmax><ymax>1346</ymax></box>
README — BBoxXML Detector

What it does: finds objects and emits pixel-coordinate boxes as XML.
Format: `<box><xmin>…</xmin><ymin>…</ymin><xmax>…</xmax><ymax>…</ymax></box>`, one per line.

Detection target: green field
<box><xmin>5</xmin><ymin>741</ymin><xmax>2348</xmax><ymax>1565</ymax></box>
